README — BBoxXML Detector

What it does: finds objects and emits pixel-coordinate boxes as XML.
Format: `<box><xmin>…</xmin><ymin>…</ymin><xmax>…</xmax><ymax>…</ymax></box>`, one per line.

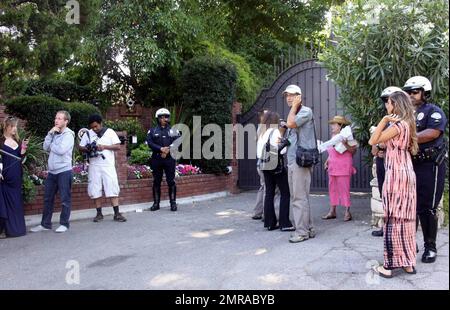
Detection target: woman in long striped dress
<box><xmin>369</xmin><ymin>90</ymin><xmax>418</xmax><ymax>278</ymax></box>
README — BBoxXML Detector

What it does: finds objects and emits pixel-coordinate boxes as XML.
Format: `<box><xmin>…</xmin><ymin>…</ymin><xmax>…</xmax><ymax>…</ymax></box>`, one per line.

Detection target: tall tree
<box><xmin>0</xmin><ymin>0</ymin><xmax>99</xmax><ymax>96</ymax></box>
<box><xmin>320</xmin><ymin>0</ymin><xmax>449</xmax><ymax>147</ymax></box>
<box><xmin>83</xmin><ymin>0</ymin><xmax>199</xmax><ymax>106</ymax></box>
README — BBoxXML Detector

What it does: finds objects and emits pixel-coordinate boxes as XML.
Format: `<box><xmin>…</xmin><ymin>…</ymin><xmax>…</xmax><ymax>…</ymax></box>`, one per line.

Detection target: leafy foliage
<box><xmin>129</xmin><ymin>143</ymin><xmax>152</xmax><ymax>165</ymax></box>
<box><xmin>23</xmin><ymin>79</ymin><xmax>94</xmax><ymax>102</ymax></box>
<box><xmin>319</xmin><ymin>0</ymin><xmax>449</xmax><ymax>148</ymax></box>
<box><xmin>104</xmin><ymin>117</ymin><xmax>147</xmax><ymax>152</ymax></box>
<box><xmin>5</xmin><ymin>95</ymin><xmax>100</xmax><ymax>138</ymax></box>
<box><xmin>0</xmin><ymin>0</ymin><xmax>99</xmax><ymax>94</ymax></box>
<box><xmin>181</xmin><ymin>56</ymin><xmax>237</xmax><ymax>174</ymax></box>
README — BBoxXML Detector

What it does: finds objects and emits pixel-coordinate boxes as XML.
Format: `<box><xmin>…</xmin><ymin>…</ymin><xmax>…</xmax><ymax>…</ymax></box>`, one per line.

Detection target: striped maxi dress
<box><xmin>382</xmin><ymin>121</ymin><xmax>417</xmax><ymax>269</ymax></box>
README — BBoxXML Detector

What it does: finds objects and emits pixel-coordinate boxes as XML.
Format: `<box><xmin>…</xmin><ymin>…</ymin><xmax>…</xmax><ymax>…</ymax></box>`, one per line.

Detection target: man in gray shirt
<box><xmin>31</xmin><ymin>111</ymin><xmax>75</xmax><ymax>233</ymax></box>
<box><xmin>284</xmin><ymin>85</ymin><xmax>317</xmax><ymax>243</ymax></box>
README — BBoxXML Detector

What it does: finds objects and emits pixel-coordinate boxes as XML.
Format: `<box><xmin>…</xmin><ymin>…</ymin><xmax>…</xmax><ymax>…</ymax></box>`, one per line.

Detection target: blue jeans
<box><xmin>41</xmin><ymin>170</ymin><xmax>73</xmax><ymax>229</ymax></box>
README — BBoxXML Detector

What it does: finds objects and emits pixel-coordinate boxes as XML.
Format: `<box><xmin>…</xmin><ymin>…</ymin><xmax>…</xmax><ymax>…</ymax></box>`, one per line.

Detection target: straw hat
<box><xmin>328</xmin><ymin>115</ymin><xmax>351</xmax><ymax>126</ymax></box>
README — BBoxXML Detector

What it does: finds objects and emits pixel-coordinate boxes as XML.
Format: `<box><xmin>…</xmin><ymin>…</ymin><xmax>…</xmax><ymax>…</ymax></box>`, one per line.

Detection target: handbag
<box><xmin>295</xmin><ymin>114</ymin><xmax>320</xmax><ymax>168</ymax></box>
<box><xmin>260</xmin><ymin>130</ymin><xmax>285</xmax><ymax>174</ymax></box>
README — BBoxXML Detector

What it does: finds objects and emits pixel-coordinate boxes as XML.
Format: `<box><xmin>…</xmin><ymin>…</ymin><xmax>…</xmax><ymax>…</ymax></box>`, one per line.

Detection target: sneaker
<box><xmin>114</xmin><ymin>213</ymin><xmax>127</xmax><ymax>222</ymax></box>
<box><xmin>30</xmin><ymin>225</ymin><xmax>50</xmax><ymax>233</ymax></box>
<box><xmin>289</xmin><ymin>233</ymin><xmax>309</xmax><ymax>243</ymax></box>
<box><xmin>280</xmin><ymin>226</ymin><xmax>295</xmax><ymax>232</ymax></box>
<box><xmin>0</xmin><ymin>232</ymin><xmax>6</xmax><ymax>239</ymax></box>
<box><xmin>93</xmin><ymin>214</ymin><xmax>104</xmax><ymax>222</ymax></box>
<box><xmin>309</xmin><ymin>228</ymin><xmax>316</xmax><ymax>239</ymax></box>
<box><xmin>55</xmin><ymin>225</ymin><xmax>68</xmax><ymax>233</ymax></box>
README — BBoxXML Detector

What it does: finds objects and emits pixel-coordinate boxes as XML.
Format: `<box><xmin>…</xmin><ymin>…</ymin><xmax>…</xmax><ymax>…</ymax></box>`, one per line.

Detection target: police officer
<box><xmin>146</xmin><ymin>108</ymin><xmax>180</xmax><ymax>212</ymax></box>
<box><xmin>403</xmin><ymin>76</ymin><xmax>447</xmax><ymax>263</ymax></box>
<box><xmin>371</xmin><ymin>86</ymin><xmax>404</xmax><ymax>237</ymax></box>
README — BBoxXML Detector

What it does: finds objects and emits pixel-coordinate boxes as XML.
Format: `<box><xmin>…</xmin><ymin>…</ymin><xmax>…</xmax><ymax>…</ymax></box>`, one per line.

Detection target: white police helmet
<box><xmin>155</xmin><ymin>108</ymin><xmax>171</xmax><ymax>118</ymax></box>
<box><xmin>403</xmin><ymin>76</ymin><xmax>432</xmax><ymax>92</ymax></box>
<box><xmin>380</xmin><ymin>86</ymin><xmax>403</xmax><ymax>98</ymax></box>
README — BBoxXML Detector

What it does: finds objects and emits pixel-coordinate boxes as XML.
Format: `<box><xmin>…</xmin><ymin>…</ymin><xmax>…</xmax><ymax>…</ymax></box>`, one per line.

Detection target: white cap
<box><xmin>155</xmin><ymin>108</ymin><xmax>170</xmax><ymax>118</ymax></box>
<box><xmin>380</xmin><ymin>86</ymin><xmax>403</xmax><ymax>98</ymax></box>
<box><xmin>403</xmin><ymin>76</ymin><xmax>432</xmax><ymax>92</ymax></box>
<box><xmin>283</xmin><ymin>85</ymin><xmax>302</xmax><ymax>95</ymax></box>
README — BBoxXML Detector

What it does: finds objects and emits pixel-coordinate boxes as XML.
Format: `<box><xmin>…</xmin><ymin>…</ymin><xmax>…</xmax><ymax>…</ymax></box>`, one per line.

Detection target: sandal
<box><xmin>321</xmin><ymin>213</ymin><xmax>336</xmax><ymax>220</ymax></box>
<box><xmin>372</xmin><ymin>265</ymin><xmax>402</xmax><ymax>278</ymax></box>
<box><xmin>372</xmin><ymin>265</ymin><xmax>393</xmax><ymax>278</ymax></box>
<box><xmin>344</xmin><ymin>212</ymin><xmax>352</xmax><ymax>222</ymax></box>
<box><xmin>403</xmin><ymin>266</ymin><xmax>417</xmax><ymax>275</ymax></box>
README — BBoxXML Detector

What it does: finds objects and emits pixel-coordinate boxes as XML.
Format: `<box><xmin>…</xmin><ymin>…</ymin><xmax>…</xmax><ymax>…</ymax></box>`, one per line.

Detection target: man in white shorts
<box><xmin>79</xmin><ymin>114</ymin><xmax>126</xmax><ymax>223</ymax></box>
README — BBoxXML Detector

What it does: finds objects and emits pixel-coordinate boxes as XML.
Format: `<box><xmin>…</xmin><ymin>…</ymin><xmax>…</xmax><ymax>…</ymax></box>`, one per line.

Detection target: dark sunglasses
<box><xmin>158</xmin><ymin>115</ymin><xmax>170</xmax><ymax>119</ymax></box>
<box><xmin>405</xmin><ymin>89</ymin><xmax>421</xmax><ymax>95</ymax></box>
<box><xmin>381</xmin><ymin>97</ymin><xmax>389</xmax><ymax>103</ymax></box>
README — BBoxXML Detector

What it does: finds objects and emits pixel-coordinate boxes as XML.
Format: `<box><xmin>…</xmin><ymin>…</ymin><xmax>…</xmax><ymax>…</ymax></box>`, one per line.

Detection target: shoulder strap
<box><xmin>295</xmin><ymin>107</ymin><xmax>318</xmax><ymax>148</ymax></box>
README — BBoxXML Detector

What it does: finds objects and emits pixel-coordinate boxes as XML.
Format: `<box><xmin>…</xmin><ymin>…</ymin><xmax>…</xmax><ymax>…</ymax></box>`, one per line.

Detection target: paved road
<box><xmin>0</xmin><ymin>192</ymin><xmax>448</xmax><ymax>290</ymax></box>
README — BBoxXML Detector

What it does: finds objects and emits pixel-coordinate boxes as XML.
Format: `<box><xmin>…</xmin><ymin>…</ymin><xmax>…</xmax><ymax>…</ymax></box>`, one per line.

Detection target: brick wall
<box><xmin>2</xmin><ymin>101</ymin><xmax>242</xmax><ymax>215</ymax></box>
<box><xmin>105</xmin><ymin>104</ymin><xmax>154</xmax><ymax>131</ymax></box>
<box><xmin>24</xmin><ymin>173</ymin><xmax>232</xmax><ymax>216</ymax></box>
<box><xmin>23</xmin><ymin>101</ymin><xmax>243</xmax><ymax>215</ymax></box>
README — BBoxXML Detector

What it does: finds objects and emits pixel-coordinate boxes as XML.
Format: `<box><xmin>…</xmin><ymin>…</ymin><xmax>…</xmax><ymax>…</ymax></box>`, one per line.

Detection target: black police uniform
<box><xmin>413</xmin><ymin>102</ymin><xmax>447</xmax><ymax>262</ymax></box>
<box><xmin>146</xmin><ymin>123</ymin><xmax>180</xmax><ymax>211</ymax></box>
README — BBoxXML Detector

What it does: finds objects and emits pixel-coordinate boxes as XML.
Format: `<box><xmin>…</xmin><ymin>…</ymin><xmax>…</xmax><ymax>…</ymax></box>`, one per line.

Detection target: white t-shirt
<box><xmin>80</xmin><ymin>128</ymin><xmax>121</xmax><ymax>166</ymax></box>
<box><xmin>256</xmin><ymin>128</ymin><xmax>287</xmax><ymax>159</ymax></box>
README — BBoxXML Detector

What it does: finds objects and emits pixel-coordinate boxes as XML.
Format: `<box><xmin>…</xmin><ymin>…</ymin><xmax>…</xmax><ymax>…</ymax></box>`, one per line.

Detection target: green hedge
<box><xmin>104</xmin><ymin>118</ymin><xmax>147</xmax><ymax>153</ymax></box>
<box><xmin>5</xmin><ymin>95</ymin><xmax>100</xmax><ymax>138</ymax></box>
<box><xmin>129</xmin><ymin>143</ymin><xmax>152</xmax><ymax>165</ymax></box>
<box><xmin>23</xmin><ymin>79</ymin><xmax>94</xmax><ymax>102</ymax></box>
<box><xmin>181</xmin><ymin>56</ymin><xmax>237</xmax><ymax>174</ymax></box>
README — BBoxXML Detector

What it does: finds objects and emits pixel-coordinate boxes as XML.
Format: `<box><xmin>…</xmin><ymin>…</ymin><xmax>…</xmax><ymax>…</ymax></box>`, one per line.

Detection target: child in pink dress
<box><xmin>322</xmin><ymin>116</ymin><xmax>357</xmax><ymax>222</ymax></box>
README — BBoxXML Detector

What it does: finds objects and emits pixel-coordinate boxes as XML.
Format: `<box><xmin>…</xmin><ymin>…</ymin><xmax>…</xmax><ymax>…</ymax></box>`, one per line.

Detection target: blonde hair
<box><xmin>1</xmin><ymin>116</ymin><xmax>21</xmax><ymax>142</ymax></box>
<box><xmin>388</xmin><ymin>91</ymin><xmax>419</xmax><ymax>155</ymax></box>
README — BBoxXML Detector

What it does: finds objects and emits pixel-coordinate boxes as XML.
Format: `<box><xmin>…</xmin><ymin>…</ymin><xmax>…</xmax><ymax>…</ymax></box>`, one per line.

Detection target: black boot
<box><xmin>150</xmin><ymin>186</ymin><xmax>161</xmax><ymax>211</ymax></box>
<box><xmin>421</xmin><ymin>212</ymin><xmax>438</xmax><ymax>263</ymax></box>
<box><xmin>371</xmin><ymin>229</ymin><xmax>383</xmax><ymax>237</ymax></box>
<box><xmin>169</xmin><ymin>185</ymin><xmax>177</xmax><ymax>212</ymax></box>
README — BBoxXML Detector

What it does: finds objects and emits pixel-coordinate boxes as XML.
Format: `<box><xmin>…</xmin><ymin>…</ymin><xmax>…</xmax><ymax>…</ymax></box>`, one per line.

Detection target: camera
<box><xmin>83</xmin><ymin>141</ymin><xmax>105</xmax><ymax>160</ymax></box>
<box><xmin>278</xmin><ymin>137</ymin><xmax>291</xmax><ymax>152</ymax></box>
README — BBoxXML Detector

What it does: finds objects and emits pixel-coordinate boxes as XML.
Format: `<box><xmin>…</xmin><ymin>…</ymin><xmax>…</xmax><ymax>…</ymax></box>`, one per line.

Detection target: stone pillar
<box><xmin>370</xmin><ymin>158</ymin><xmax>384</xmax><ymax>228</ymax></box>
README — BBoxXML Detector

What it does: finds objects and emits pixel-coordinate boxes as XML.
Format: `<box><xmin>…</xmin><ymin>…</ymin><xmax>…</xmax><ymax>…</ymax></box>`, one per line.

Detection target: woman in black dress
<box><xmin>0</xmin><ymin>116</ymin><xmax>28</xmax><ymax>238</ymax></box>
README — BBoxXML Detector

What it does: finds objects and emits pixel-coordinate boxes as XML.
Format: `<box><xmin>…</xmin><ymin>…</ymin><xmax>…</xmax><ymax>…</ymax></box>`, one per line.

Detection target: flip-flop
<box><xmin>372</xmin><ymin>265</ymin><xmax>394</xmax><ymax>279</ymax></box>
<box><xmin>321</xmin><ymin>214</ymin><xmax>336</xmax><ymax>220</ymax></box>
<box><xmin>403</xmin><ymin>266</ymin><xmax>417</xmax><ymax>275</ymax></box>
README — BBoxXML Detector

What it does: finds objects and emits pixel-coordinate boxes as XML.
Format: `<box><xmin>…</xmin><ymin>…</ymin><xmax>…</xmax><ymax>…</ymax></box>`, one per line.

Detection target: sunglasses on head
<box><xmin>405</xmin><ymin>89</ymin><xmax>421</xmax><ymax>95</ymax></box>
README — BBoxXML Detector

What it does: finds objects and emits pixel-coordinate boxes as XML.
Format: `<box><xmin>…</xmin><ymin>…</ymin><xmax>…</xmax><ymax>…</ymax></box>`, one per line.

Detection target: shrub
<box><xmin>181</xmin><ymin>56</ymin><xmax>237</xmax><ymax>174</ymax></box>
<box><xmin>104</xmin><ymin>118</ymin><xmax>147</xmax><ymax>152</ymax></box>
<box><xmin>319</xmin><ymin>0</ymin><xmax>449</xmax><ymax>149</ymax></box>
<box><xmin>5</xmin><ymin>95</ymin><xmax>100</xmax><ymax>138</ymax></box>
<box><xmin>129</xmin><ymin>143</ymin><xmax>152</xmax><ymax>165</ymax></box>
<box><xmin>199</xmin><ymin>41</ymin><xmax>259</xmax><ymax>111</ymax></box>
<box><xmin>22</xmin><ymin>170</ymin><xmax>37</xmax><ymax>204</ymax></box>
<box><xmin>23</xmin><ymin>79</ymin><xmax>94</xmax><ymax>102</ymax></box>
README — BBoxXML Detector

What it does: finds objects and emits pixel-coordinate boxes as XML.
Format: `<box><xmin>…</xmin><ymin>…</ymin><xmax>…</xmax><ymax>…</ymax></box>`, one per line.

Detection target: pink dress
<box><xmin>382</xmin><ymin>121</ymin><xmax>416</xmax><ymax>269</ymax></box>
<box><xmin>327</xmin><ymin>146</ymin><xmax>356</xmax><ymax>208</ymax></box>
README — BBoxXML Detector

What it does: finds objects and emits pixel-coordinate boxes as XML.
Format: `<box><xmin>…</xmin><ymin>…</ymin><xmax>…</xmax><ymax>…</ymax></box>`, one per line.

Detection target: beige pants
<box><xmin>287</xmin><ymin>163</ymin><xmax>313</xmax><ymax>236</ymax></box>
